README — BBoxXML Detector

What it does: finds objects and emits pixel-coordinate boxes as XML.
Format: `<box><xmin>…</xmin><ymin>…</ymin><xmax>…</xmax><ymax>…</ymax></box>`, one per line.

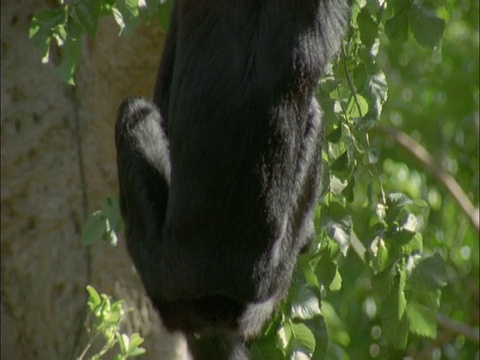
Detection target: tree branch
<box><xmin>378</xmin><ymin>125</ymin><xmax>479</xmax><ymax>235</ymax></box>
<box><xmin>436</xmin><ymin>312</ymin><xmax>479</xmax><ymax>344</ymax></box>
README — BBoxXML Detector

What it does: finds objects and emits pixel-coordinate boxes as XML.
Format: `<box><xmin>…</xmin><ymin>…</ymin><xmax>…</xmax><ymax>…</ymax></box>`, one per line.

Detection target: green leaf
<box><xmin>357</xmin><ymin>7</ymin><xmax>378</xmax><ymax>48</ymax></box>
<box><xmin>81</xmin><ymin>211</ymin><xmax>108</xmax><ymax>246</ymax></box>
<box><xmin>128</xmin><ymin>347</ymin><xmax>147</xmax><ymax>356</ymax></box>
<box><xmin>392</xmin><ymin>228</ymin><xmax>416</xmax><ymax>245</ymax></box>
<box><xmin>406</xmin><ymin>253</ymin><xmax>447</xmax><ymax>292</ymax></box>
<box><xmin>356</xmin><ymin>65</ymin><xmax>387</xmax><ymax>130</ymax></box>
<box><xmin>385</xmin><ymin>11</ymin><xmax>409</xmax><ymax>43</ymax></box>
<box><xmin>400</xmin><ymin>232</ymin><xmax>423</xmax><ymax>256</ymax></box>
<box><xmin>367</xmin><ymin>148</ymin><xmax>380</xmax><ymax>165</ymax></box>
<box><xmin>100</xmin><ymin>0</ymin><xmax>116</xmax><ymax>15</ymax></box>
<box><xmin>395</xmin><ymin>262</ymin><xmax>408</xmax><ymax>319</ymax></box>
<box><xmin>391</xmin><ymin>0</ymin><xmax>411</xmax><ymax>14</ymax></box>
<box><xmin>117</xmin><ymin>333</ymin><xmax>129</xmax><ymax>354</ymax></box>
<box><xmin>290</xmin><ymin>286</ymin><xmax>321</xmax><ymax>320</ymax></box>
<box><xmin>380</xmin><ymin>263</ymin><xmax>407</xmax><ymax>322</ymax></box>
<box><xmin>385</xmin><ymin>193</ymin><xmax>413</xmax><ymax>225</ymax></box>
<box><xmin>277</xmin><ymin>323</ymin><xmax>292</xmax><ymax>353</ymax></box>
<box><xmin>369</xmin><ymin>235</ymin><xmax>391</xmax><ymax>273</ymax></box>
<box><xmin>372</xmin><ymin>266</ymin><xmax>395</xmax><ymax>301</ymax></box>
<box><xmin>128</xmin><ymin>332</ymin><xmax>145</xmax><ymax>349</ymax></box>
<box><xmin>297</xmin><ymin>255</ymin><xmax>320</xmax><ymax>289</ymax></box>
<box><xmin>380</xmin><ymin>262</ymin><xmax>409</xmax><ymax>348</ymax></box>
<box><xmin>102</xmin><ymin>197</ymin><xmax>123</xmax><ymax>245</ymax></box>
<box><xmin>329</xmin><ymin>175</ymin><xmax>348</xmax><ymax>196</ymax></box>
<box><xmin>376</xmin><ymin>203</ymin><xmax>387</xmax><ymax>222</ymax></box>
<box><xmin>387</xmin><ymin>193</ymin><xmax>414</xmax><ymax>208</ymax></box>
<box><xmin>406</xmin><ymin>299</ymin><xmax>437</xmax><ymax>338</ymax></box>
<box><xmin>251</xmin><ymin>338</ymin><xmax>283</xmax><ymax>360</ymax></box>
<box><xmin>81</xmin><ymin>199</ymin><xmax>123</xmax><ymax>247</ymax></box>
<box><xmin>330</xmin><ymin>151</ymin><xmax>349</xmax><ymax>172</ymax></box>
<box><xmin>329</xmin><ymin>268</ymin><xmax>342</xmax><ymax>291</ymax></box>
<box><xmin>113</xmin><ymin>0</ymin><xmax>141</xmax><ymax>35</ymax></box>
<box><xmin>304</xmin><ymin>316</ymin><xmax>328</xmax><ymax>360</ymax></box>
<box><xmin>54</xmin><ymin>41</ymin><xmax>81</xmax><ymax>85</ymax></box>
<box><xmin>400</xmin><ymin>213</ymin><xmax>418</xmax><ymax>232</ymax></box>
<box><xmin>343</xmin><ymin>173</ymin><xmax>355</xmax><ymax>202</ymax></box>
<box><xmin>408</xmin><ymin>287</ymin><xmax>440</xmax><ymax>310</ymax></box>
<box><xmin>73</xmin><ymin>0</ymin><xmax>101</xmax><ymax>36</ymax></box>
<box><xmin>54</xmin><ymin>18</ymin><xmax>84</xmax><ymax>85</ymax></box>
<box><xmin>410</xmin><ymin>4</ymin><xmax>445</xmax><ymax>48</ymax></box>
<box><xmin>327</xmin><ymin>126</ymin><xmax>342</xmax><ymax>143</ymax></box>
<box><xmin>86</xmin><ymin>285</ymin><xmax>102</xmax><ymax>309</ymax></box>
<box><xmin>288</xmin><ymin>322</ymin><xmax>315</xmax><ymax>357</ymax></box>
<box><xmin>29</xmin><ymin>6</ymin><xmax>68</xmax><ymax>63</ymax></box>
<box><xmin>315</xmin><ymin>246</ymin><xmax>337</xmax><ymax>289</ymax></box>
<box><xmin>347</xmin><ymin>94</ymin><xmax>369</xmax><ymax>120</ymax></box>
<box><xmin>321</xmin><ymin>301</ymin><xmax>350</xmax><ymax>346</ymax></box>
<box><xmin>385</xmin><ymin>313</ymin><xmax>409</xmax><ymax>349</ymax></box>
<box><xmin>101</xmin><ymin>223</ymin><xmax>119</xmax><ymax>246</ymax></box>
<box><xmin>406</xmin><ymin>284</ymin><xmax>441</xmax><ymax>340</ymax></box>
<box><xmin>260</xmin><ymin>311</ymin><xmax>283</xmax><ymax>339</ymax></box>
<box><xmin>325</xmin><ymin>218</ymin><xmax>351</xmax><ymax>256</ymax></box>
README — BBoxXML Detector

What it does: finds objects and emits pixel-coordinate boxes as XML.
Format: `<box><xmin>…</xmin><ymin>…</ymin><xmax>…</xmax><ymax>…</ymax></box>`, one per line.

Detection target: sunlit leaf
<box><xmin>290</xmin><ymin>286</ymin><xmax>321</xmax><ymax>320</ymax></box>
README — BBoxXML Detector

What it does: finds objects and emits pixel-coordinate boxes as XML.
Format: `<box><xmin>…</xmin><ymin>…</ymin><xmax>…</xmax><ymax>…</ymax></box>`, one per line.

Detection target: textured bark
<box><xmin>1</xmin><ymin>1</ymin><xmax>187</xmax><ymax>358</ymax></box>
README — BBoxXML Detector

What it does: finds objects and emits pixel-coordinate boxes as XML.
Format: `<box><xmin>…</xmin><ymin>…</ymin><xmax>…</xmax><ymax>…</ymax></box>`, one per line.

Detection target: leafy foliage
<box><xmin>81</xmin><ymin>197</ymin><xmax>123</xmax><ymax>247</ymax></box>
<box><xmin>30</xmin><ymin>0</ymin><xmax>479</xmax><ymax>359</ymax></box>
<box><xmin>28</xmin><ymin>0</ymin><xmax>172</xmax><ymax>84</ymax></box>
<box><xmin>78</xmin><ymin>286</ymin><xmax>146</xmax><ymax>360</ymax></box>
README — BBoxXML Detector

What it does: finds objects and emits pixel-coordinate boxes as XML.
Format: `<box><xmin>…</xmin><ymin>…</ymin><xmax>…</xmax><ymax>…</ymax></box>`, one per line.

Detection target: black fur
<box><xmin>115</xmin><ymin>1</ymin><xmax>350</xmax><ymax>358</ymax></box>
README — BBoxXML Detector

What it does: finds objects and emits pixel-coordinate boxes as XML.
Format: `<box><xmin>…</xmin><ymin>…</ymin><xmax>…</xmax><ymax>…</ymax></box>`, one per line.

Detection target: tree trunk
<box><xmin>1</xmin><ymin>1</ymin><xmax>187</xmax><ymax>358</ymax></box>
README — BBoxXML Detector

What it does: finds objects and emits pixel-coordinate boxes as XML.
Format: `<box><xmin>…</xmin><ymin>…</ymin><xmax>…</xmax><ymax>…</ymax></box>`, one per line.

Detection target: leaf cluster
<box><xmin>28</xmin><ymin>0</ymin><xmax>172</xmax><ymax>84</ymax></box>
<box><xmin>78</xmin><ymin>286</ymin><xmax>146</xmax><ymax>360</ymax></box>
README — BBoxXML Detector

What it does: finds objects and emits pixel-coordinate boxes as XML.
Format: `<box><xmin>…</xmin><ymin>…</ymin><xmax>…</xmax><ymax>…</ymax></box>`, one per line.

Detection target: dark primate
<box><xmin>115</xmin><ymin>1</ymin><xmax>350</xmax><ymax>358</ymax></box>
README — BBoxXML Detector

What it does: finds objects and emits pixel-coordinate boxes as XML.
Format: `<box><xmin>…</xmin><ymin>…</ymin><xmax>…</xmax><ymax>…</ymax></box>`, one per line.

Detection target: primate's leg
<box><xmin>115</xmin><ymin>96</ymin><xmax>170</xmax><ymax>296</ymax></box>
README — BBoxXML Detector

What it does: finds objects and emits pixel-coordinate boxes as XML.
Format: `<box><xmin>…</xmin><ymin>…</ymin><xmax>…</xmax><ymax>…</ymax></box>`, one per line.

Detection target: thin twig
<box><xmin>378</xmin><ymin>125</ymin><xmax>480</xmax><ymax>235</ymax></box>
<box><xmin>436</xmin><ymin>312</ymin><xmax>479</xmax><ymax>344</ymax></box>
